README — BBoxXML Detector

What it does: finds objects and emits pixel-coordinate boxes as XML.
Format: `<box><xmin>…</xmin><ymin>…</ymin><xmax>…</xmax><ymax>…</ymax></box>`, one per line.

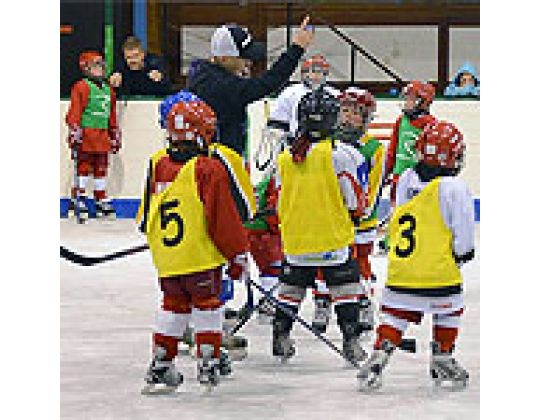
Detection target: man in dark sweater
<box><xmin>109</xmin><ymin>36</ymin><xmax>172</xmax><ymax>96</ymax></box>
<box><xmin>188</xmin><ymin>17</ymin><xmax>314</xmax><ymax>156</ymax></box>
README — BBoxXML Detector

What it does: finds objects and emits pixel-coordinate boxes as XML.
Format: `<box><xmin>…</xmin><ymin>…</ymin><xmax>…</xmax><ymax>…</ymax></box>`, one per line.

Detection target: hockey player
<box><xmin>264</xmin><ymin>54</ymin><xmax>339</xmax><ymax>333</ymax></box>
<box><xmin>273</xmin><ymin>88</ymin><xmax>369</xmax><ymax>365</ymax></box>
<box><xmin>65</xmin><ymin>51</ymin><xmax>121</xmax><ymax>220</ymax></box>
<box><xmin>243</xmin><ymin>172</ymin><xmax>282</xmax><ymax>324</ymax></box>
<box><xmin>378</xmin><ymin>81</ymin><xmax>436</xmax><ymax>252</ymax></box>
<box><xmin>357</xmin><ymin>121</ymin><xmax>474</xmax><ymax>391</ymax></box>
<box><xmin>385</xmin><ymin>81</ymin><xmax>436</xmax><ymax>202</ymax></box>
<box><xmin>338</xmin><ymin>87</ymin><xmax>385</xmax><ymax>336</ymax></box>
<box><xmin>138</xmin><ymin>96</ymin><xmax>250</xmax><ymax>393</ymax></box>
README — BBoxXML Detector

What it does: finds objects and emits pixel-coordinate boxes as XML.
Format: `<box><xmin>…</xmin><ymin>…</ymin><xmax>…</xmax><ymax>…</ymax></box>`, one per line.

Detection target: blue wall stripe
<box><xmin>133</xmin><ymin>0</ymin><xmax>147</xmax><ymax>50</ymax></box>
<box><xmin>60</xmin><ymin>198</ymin><xmax>481</xmax><ymax>222</ymax></box>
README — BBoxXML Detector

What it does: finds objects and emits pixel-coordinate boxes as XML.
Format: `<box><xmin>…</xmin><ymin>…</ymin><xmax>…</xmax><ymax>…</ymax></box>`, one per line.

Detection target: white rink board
<box><xmin>61</xmin><ymin>220</ymin><xmax>480</xmax><ymax>420</ymax></box>
<box><xmin>60</xmin><ymin>99</ymin><xmax>480</xmax><ymax>197</ymax></box>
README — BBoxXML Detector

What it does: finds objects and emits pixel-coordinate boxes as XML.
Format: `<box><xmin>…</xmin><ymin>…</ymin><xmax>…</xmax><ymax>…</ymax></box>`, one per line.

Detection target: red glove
<box><xmin>110</xmin><ymin>127</ymin><xmax>122</xmax><ymax>153</ymax></box>
<box><xmin>67</xmin><ymin>125</ymin><xmax>82</xmax><ymax>149</ymax></box>
<box><xmin>226</xmin><ymin>253</ymin><xmax>250</xmax><ymax>281</ymax></box>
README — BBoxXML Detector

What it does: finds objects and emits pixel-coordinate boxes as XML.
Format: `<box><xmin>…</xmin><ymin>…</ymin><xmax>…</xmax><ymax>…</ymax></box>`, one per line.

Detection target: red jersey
<box><xmin>65</xmin><ymin>79</ymin><xmax>118</xmax><ymax>153</ymax></box>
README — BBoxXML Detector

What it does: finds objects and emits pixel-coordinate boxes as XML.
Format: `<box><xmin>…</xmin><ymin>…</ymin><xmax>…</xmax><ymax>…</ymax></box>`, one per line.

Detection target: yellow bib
<box><xmin>209</xmin><ymin>143</ymin><xmax>256</xmax><ymax>222</ymax></box>
<box><xmin>387</xmin><ymin>178</ymin><xmax>462</xmax><ymax>289</ymax></box>
<box><xmin>144</xmin><ymin>156</ymin><xmax>226</xmax><ymax>277</ymax></box>
<box><xmin>278</xmin><ymin>140</ymin><xmax>354</xmax><ymax>255</ymax></box>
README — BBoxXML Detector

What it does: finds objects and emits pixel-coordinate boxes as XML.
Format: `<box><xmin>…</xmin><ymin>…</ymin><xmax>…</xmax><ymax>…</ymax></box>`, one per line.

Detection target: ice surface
<box><xmin>61</xmin><ymin>219</ymin><xmax>480</xmax><ymax>420</ymax></box>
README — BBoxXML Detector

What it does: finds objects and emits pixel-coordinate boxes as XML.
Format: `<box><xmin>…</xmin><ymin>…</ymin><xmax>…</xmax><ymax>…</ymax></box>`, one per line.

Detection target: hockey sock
<box><xmin>153</xmin><ymin>333</ymin><xmax>179</xmax><ymax>361</ymax></box>
<box><xmin>192</xmin><ymin>307</ymin><xmax>222</xmax><ymax>358</ymax></box>
<box><xmin>374</xmin><ymin>324</ymin><xmax>403</xmax><ymax>349</ymax></box>
<box><xmin>195</xmin><ymin>332</ymin><xmax>222</xmax><ymax>358</ymax></box>
<box><xmin>72</xmin><ymin>175</ymin><xmax>89</xmax><ymax>198</ymax></box>
<box><xmin>94</xmin><ymin>177</ymin><xmax>107</xmax><ymax>201</ymax></box>
<box><xmin>335</xmin><ymin>302</ymin><xmax>361</xmax><ymax>338</ymax></box>
<box><xmin>433</xmin><ymin>326</ymin><xmax>459</xmax><ymax>353</ymax></box>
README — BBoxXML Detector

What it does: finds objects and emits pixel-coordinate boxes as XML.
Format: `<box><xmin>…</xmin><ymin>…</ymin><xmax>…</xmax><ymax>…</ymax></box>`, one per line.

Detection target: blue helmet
<box><xmin>158</xmin><ymin>90</ymin><xmax>200</xmax><ymax>129</ymax></box>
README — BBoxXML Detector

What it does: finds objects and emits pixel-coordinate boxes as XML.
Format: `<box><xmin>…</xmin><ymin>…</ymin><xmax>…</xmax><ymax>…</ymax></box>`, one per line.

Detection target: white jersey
<box><xmin>396</xmin><ymin>168</ymin><xmax>475</xmax><ymax>258</ymax></box>
<box><xmin>283</xmin><ymin>141</ymin><xmax>366</xmax><ymax>266</ymax></box>
<box><xmin>269</xmin><ymin>83</ymin><xmax>341</xmax><ymax>136</ymax></box>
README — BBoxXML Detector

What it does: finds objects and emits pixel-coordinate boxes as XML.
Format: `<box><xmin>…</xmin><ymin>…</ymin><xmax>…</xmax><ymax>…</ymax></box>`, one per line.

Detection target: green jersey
<box><xmin>80</xmin><ymin>78</ymin><xmax>111</xmax><ymax>129</ymax></box>
<box><xmin>392</xmin><ymin>114</ymin><xmax>423</xmax><ymax>176</ymax></box>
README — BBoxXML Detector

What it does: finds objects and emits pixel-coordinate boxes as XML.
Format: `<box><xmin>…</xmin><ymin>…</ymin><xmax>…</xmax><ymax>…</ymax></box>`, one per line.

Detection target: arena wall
<box><xmin>60</xmin><ymin>99</ymin><xmax>479</xmax><ymax>218</ymax></box>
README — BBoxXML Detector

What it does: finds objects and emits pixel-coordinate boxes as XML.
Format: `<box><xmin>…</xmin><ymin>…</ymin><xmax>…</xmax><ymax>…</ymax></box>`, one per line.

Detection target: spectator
<box><xmin>444</xmin><ymin>62</ymin><xmax>480</xmax><ymax>98</ymax></box>
<box><xmin>109</xmin><ymin>36</ymin><xmax>172</xmax><ymax>96</ymax></box>
<box><xmin>187</xmin><ymin>17</ymin><xmax>314</xmax><ymax>156</ymax></box>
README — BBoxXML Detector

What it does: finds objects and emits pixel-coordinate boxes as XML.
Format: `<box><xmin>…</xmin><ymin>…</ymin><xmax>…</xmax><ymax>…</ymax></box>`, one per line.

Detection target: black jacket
<box><xmin>187</xmin><ymin>44</ymin><xmax>304</xmax><ymax>155</ymax></box>
<box><xmin>115</xmin><ymin>53</ymin><xmax>172</xmax><ymax>96</ymax></box>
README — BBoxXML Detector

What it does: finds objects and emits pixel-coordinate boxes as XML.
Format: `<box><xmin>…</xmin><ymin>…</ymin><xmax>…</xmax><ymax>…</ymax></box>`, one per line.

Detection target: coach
<box><xmin>188</xmin><ymin>17</ymin><xmax>314</xmax><ymax>156</ymax></box>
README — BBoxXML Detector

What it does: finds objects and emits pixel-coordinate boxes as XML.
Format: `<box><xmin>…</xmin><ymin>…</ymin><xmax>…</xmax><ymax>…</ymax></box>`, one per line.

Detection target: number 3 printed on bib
<box><xmin>395</xmin><ymin>213</ymin><xmax>416</xmax><ymax>258</ymax></box>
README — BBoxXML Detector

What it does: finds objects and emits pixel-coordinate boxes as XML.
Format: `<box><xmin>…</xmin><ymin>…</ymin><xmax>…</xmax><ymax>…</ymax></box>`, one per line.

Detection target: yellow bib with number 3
<box><xmin>387</xmin><ymin>178</ymin><xmax>462</xmax><ymax>289</ymax></box>
<box><xmin>145</xmin><ymin>156</ymin><xmax>226</xmax><ymax>277</ymax></box>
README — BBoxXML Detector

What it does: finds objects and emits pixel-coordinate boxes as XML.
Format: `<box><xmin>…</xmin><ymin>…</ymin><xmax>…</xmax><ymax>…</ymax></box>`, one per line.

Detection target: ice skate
<box><xmin>358</xmin><ymin>297</ymin><xmax>375</xmax><ymax>341</ymax></box>
<box><xmin>95</xmin><ymin>199</ymin><xmax>116</xmax><ymax>220</ymax></box>
<box><xmin>197</xmin><ymin>344</ymin><xmax>220</xmax><ymax>392</ymax></box>
<box><xmin>430</xmin><ymin>342</ymin><xmax>469</xmax><ymax>390</ymax></box>
<box><xmin>68</xmin><ymin>196</ymin><xmax>89</xmax><ymax>223</ymax></box>
<box><xmin>218</xmin><ymin>347</ymin><xmax>233</xmax><ymax>377</ymax></box>
<box><xmin>343</xmin><ymin>335</ymin><xmax>368</xmax><ymax>366</ymax></box>
<box><xmin>222</xmin><ymin>335</ymin><xmax>248</xmax><ymax>361</ymax></box>
<box><xmin>257</xmin><ymin>298</ymin><xmax>275</xmax><ymax>325</ymax></box>
<box><xmin>272</xmin><ymin>333</ymin><xmax>295</xmax><ymax>363</ymax></box>
<box><xmin>141</xmin><ymin>347</ymin><xmax>183</xmax><ymax>395</ymax></box>
<box><xmin>312</xmin><ymin>297</ymin><xmax>331</xmax><ymax>334</ymax></box>
<box><xmin>357</xmin><ymin>340</ymin><xmax>395</xmax><ymax>391</ymax></box>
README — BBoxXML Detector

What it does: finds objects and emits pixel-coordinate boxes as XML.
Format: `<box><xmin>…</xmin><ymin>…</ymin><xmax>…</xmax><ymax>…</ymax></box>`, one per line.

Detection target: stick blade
<box><xmin>60</xmin><ymin>246</ymin><xmax>96</xmax><ymax>266</ymax></box>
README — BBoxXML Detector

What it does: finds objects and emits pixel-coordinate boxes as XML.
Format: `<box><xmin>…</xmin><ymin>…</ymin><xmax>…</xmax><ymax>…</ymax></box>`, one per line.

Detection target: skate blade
<box><xmin>357</xmin><ymin>377</ymin><xmax>382</xmax><ymax>392</ymax></box>
<box><xmin>141</xmin><ymin>383</ymin><xmax>178</xmax><ymax>395</ymax></box>
<box><xmin>433</xmin><ymin>379</ymin><xmax>468</xmax><ymax>391</ymax></box>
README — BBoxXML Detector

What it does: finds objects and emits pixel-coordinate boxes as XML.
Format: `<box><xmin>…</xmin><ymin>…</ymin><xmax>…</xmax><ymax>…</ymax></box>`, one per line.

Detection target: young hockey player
<box><xmin>357</xmin><ymin>121</ymin><xmax>474</xmax><ymax>391</ymax></box>
<box><xmin>244</xmin><ymin>173</ymin><xmax>282</xmax><ymax>324</ymax></box>
<box><xmin>264</xmin><ymin>54</ymin><xmax>339</xmax><ymax>333</ymax></box>
<box><xmin>273</xmin><ymin>88</ymin><xmax>369</xmax><ymax>365</ymax></box>
<box><xmin>138</xmin><ymin>96</ymin><xmax>250</xmax><ymax>393</ymax></box>
<box><xmin>65</xmin><ymin>51</ymin><xmax>121</xmax><ymax>220</ymax></box>
<box><xmin>378</xmin><ymin>81</ymin><xmax>436</xmax><ymax>252</ymax></box>
<box><xmin>386</xmin><ymin>81</ymin><xmax>437</xmax><ymax>186</ymax></box>
<box><xmin>338</xmin><ymin>87</ymin><xmax>385</xmax><ymax>337</ymax></box>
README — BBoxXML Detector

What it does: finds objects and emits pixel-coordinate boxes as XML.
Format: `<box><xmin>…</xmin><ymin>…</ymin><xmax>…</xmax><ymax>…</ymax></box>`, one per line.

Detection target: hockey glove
<box><xmin>110</xmin><ymin>127</ymin><xmax>122</xmax><ymax>153</ymax></box>
<box><xmin>67</xmin><ymin>125</ymin><xmax>83</xmax><ymax>148</ymax></box>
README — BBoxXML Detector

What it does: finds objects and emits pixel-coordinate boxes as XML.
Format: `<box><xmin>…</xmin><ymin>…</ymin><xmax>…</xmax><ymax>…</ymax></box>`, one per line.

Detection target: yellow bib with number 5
<box><xmin>387</xmin><ymin>178</ymin><xmax>462</xmax><ymax>289</ymax></box>
<box><xmin>145</xmin><ymin>156</ymin><xmax>226</xmax><ymax>277</ymax></box>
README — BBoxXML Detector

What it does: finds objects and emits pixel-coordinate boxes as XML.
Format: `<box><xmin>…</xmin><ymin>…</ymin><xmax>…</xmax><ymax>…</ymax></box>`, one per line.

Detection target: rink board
<box><xmin>59</xmin><ymin>99</ymin><xmax>480</xmax><ymax>218</ymax></box>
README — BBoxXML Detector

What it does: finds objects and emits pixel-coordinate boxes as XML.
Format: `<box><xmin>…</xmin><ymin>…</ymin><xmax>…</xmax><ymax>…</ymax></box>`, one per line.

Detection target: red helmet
<box><xmin>166</xmin><ymin>100</ymin><xmax>217</xmax><ymax>148</ymax></box>
<box><xmin>79</xmin><ymin>51</ymin><xmax>104</xmax><ymax>71</ymax></box>
<box><xmin>402</xmin><ymin>81</ymin><xmax>436</xmax><ymax>107</ymax></box>
<box><xmin>339</xmin><ymin>87</ymin><xmax>376</xmax><ymax>119</ymax></box>
<box><xmin>301</xmin><ymin>54</ymin><xmax>330</xmax><ymax>75</ymax></box>
<box><xmin>416</xmin><ymin>121</ymin><xmax>465</xmax><ymax>171</ymax></box>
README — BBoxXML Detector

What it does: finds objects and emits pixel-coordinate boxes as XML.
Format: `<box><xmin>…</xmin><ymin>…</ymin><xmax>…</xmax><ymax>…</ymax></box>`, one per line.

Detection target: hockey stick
<box><xmin>304</xmin><ymin>7</ymin><xmax>404</xmax><ymax>85</ymax></box>
<box><xmin>228</xmin><ymin>282</ymin><xmax>280</xmax><ymax>337</ymax></box>
<box><xmin>72</xmin><ymin>147</ymin><xmax>83</xmax><ymax>224</ymax></box>
<box><xmin>60</xmin><ymin>244</ymin><xmax>149</xmax><ymax>266</ymax></box>
<box><xmin>247</xmin><ymin>276</ymin><xmax>364</xmax><ymax>369</ymax></box>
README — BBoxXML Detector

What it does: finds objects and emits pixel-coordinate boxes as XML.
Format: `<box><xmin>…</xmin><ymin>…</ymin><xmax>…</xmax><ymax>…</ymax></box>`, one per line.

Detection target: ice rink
<box><xmin>61</xmin><ymin>219</ymin><xmax>480</xmax><ymax>420</ymax></box>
